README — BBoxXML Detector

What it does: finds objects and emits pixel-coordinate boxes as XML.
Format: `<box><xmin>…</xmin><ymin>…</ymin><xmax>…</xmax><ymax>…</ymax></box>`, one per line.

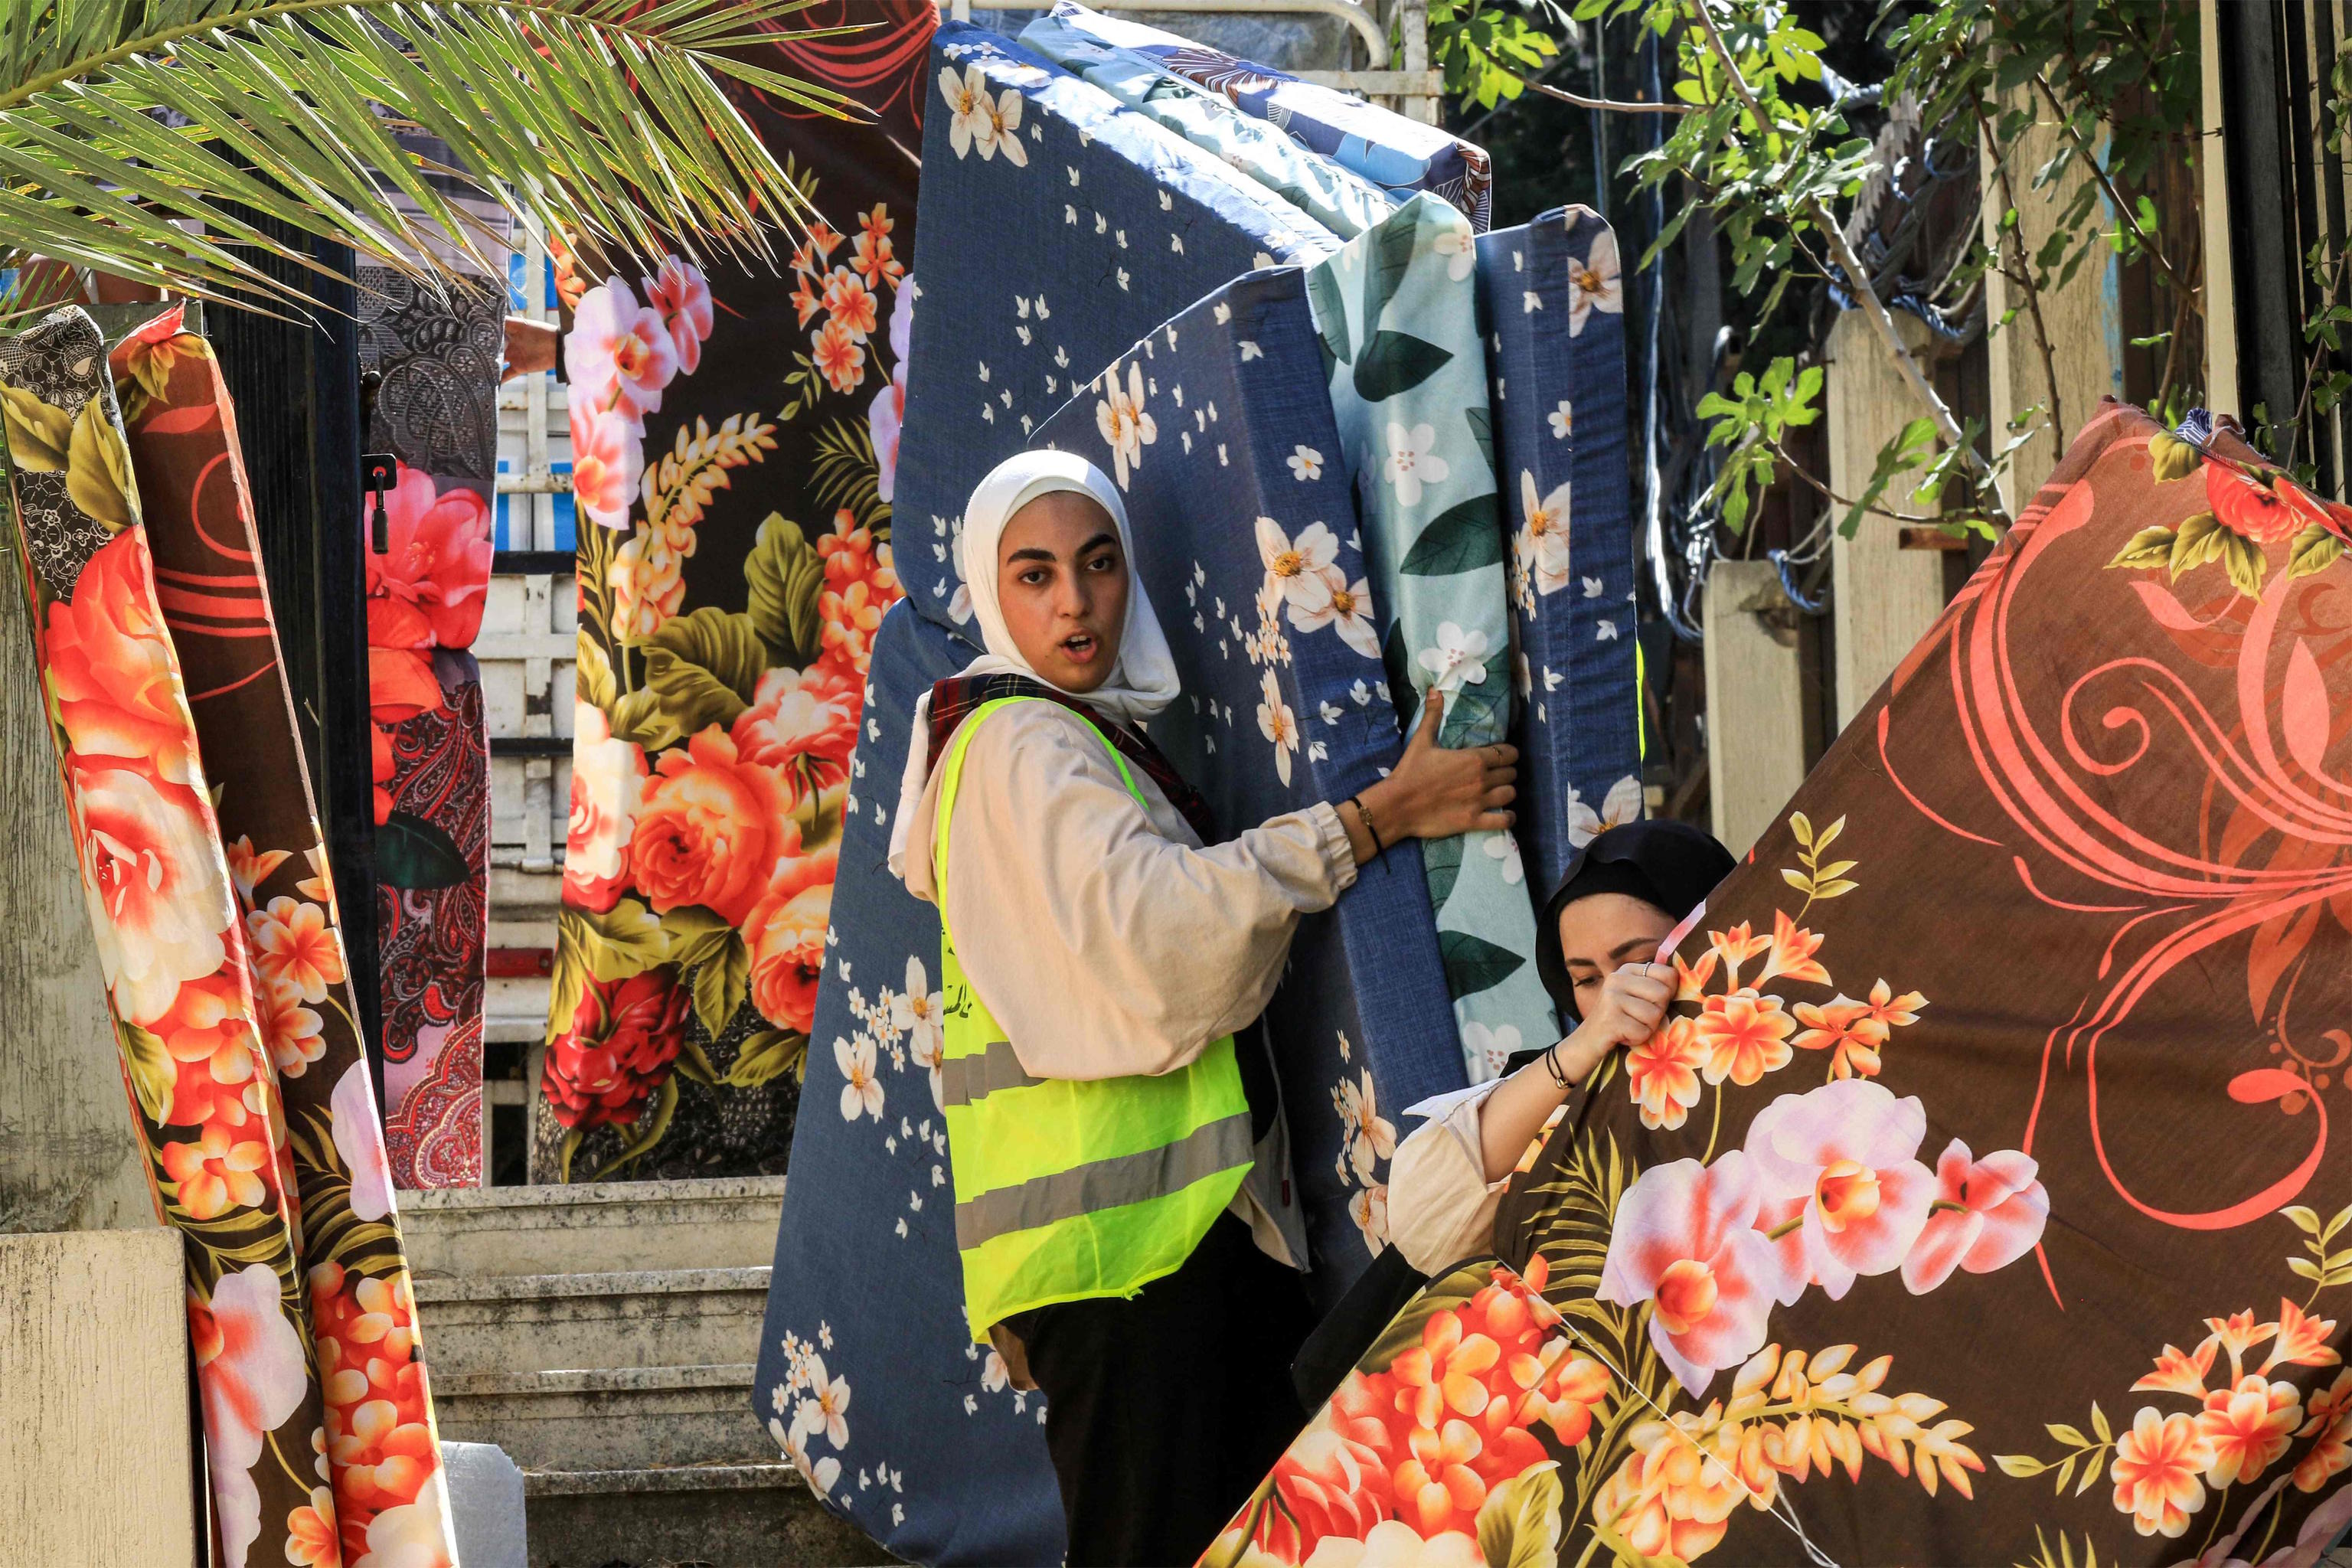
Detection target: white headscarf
<box><xmin>887</xmin><ymin>449</ymin><xmax>1181</xmax><ymax>878</ymax></box>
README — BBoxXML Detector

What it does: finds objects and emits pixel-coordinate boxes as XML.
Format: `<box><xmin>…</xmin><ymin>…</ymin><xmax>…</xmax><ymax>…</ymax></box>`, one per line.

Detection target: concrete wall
<box><xmin>1823</xmin><ymin>311</ymin><xmax>1952</xmax><ymax>732</ymax></box>
<box><xmin>0</xmin><ymin>557</ymin><xmax>156</xmax><ymax>1234</ymax></box>
<box><xmin>1980</xmin><ymin>100</ymin><xmax>2120</xmax><ymax>507</ymax></box>
<box><xmin>2200</xmin><ymin>0</ymin><xmax>2239</xmax><ymax>421</ymax></box>
<box><xmin>0</xmin><ymin>1229</ymin><xmax>199</xmax><ymax>1566</ymax></box>
<box><xmin>1704</xmin><ymin>560</ymin><xmax>1811</xmax><ymax>858</ymax></box>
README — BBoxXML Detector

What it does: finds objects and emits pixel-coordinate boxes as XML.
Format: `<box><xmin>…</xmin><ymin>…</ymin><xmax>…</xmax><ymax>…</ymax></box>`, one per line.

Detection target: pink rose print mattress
<box><xmin>534</xmin><ymin>0</ymin><xmax>933</xmax><ymax>1184</ymax></box>
<box><xmin>1202</xmin><ymin>402</ymin><xmax>2352</xmax><ymax>1566</ymax></box>
<box><xmin>2</xmin><ymin>302</ymin><xmax>458</xmax><ymax>1568</ymax></box>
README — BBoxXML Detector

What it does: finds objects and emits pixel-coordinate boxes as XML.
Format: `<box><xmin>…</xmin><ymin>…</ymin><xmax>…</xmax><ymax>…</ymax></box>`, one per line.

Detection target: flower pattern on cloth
<box><xmin>5</xmin><ymin>303</ymin><xmax>459</xmax><ymax>1568</ymax></box>
<box><xmin>1035</xmin><ymin>1</ymin><xmax>1493</xmax><ymax>230</ymax></box>
<box><xmin>1302</xmin><ymin>194</ymin><xmax>1560</xmax><ymax>1080</ymax></box>
<box><xmin>889</xmin><ymin>22</ymin><xmax>1336</xmax><ymax>641</ymax></box>
<box><xmin>358</xmin><ymin>220</ymin><xmax>502</xmax><ymax>1189</ymax></box>
<box><xmin>106</xmin><ymin>309</ymin><xmax>454</xmax><ymax>1568</ymax></box>
<box><xmin>374</xmin><ymin>650</ymin><xmax>488</xmax><ymax>1191</ymax></box>
<box><xmin>1206</xmin><ymin>403</ymin><xmax>2352</xmax><ymax>1566</ymax></box>
<box><xmin>537</xmin><ymin>7</ymin><xmax>928</xmax><ymax>1183</ymax></box>
<box><xmin>1479</xmin><ymin>207</ymin><xmax>1643</xmax><ymax>897</ymax></box>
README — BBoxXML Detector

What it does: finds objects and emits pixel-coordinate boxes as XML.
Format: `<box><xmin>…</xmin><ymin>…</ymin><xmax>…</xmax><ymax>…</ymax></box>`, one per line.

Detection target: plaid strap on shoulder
<box><xmin>924</xmin><ymin>673</ymin><xmax>1220</xmax><ymax>844</ymax></box>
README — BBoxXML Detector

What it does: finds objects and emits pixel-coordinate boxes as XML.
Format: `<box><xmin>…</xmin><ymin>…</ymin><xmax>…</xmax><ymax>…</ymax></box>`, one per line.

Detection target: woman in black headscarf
<box><xmin>1471</xmin><ymin>818</ymin><xmax>1737</xmax><ymax>1184</ymax></box>
<box><xmin>1291</xmin><ymin>820</ymin><xmax>1733</xmax><ymax>1409</ymax></box>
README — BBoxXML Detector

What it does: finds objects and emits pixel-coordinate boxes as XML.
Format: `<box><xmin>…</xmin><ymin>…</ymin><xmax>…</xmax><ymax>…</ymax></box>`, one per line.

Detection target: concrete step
<box><xmin>414</xmin><ymin>1266</ymin><xmax>772</xmax><ymax>1377</ymax></box>
<box><xmin>401</xmin><ymin>1176</ymin><xmax>785</xmax><ymax>1279</ymax></box>
<box><xmin>432</xmin><ymin>1363</ymin><xmax>770</xmax><ymax>1472</ymax></box>
<box><xmin>522</xmin><ymin>1464</ymin><xmax>894</xmax><ymax>1568</ymax></box>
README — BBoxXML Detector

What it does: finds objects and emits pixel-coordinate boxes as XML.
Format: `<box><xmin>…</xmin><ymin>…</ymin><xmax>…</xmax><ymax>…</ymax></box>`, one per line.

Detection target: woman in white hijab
<box><xmin>893</xmin><ymin>449</ymin><xmax>1515</xmax><ymax>1566</ymax></box>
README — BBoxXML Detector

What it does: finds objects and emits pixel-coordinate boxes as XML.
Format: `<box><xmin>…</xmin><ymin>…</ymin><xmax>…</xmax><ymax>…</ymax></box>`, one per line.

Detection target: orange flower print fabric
<box><xmin>109</xmin><ymin>304</ymin><xmax>459</xmax><ymax>1568</ymax></box>
<box><xmin>1209</xmin><ymin>402</ymin><xmax>2352</xmax><ymax>1566</ymax></box>
<box><xmin>537</xmin><ymin>239</ymin><xmax>903</xmax><ymax>1179</ymax></box>
<box><xmin>1207</xmin><ymin>1257</ymin><xmax>1608</xmax><ymax>1568</ymax></box>
<box><xmin>1</xmin><ymin>303</ymin><xmax>459</xmax><ymax>1568</ymax></box>
<box><xmin>535</xmin><ymin>32</ymin><xmax>920</xmax><ymax>1182</ymax></box>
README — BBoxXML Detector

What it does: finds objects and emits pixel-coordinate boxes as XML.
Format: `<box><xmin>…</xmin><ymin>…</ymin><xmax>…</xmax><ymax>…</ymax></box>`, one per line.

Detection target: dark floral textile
<box><xmin>2</xmin><ymin>303</ymin><xmax>458</xmax><ymax>1568</ymax></box>
<box><xmin>1482</xmin><ymin>206</ymin><xmax>1640</xmax><ymax>899</ymax></box>
<box><xmin>107</xmin><ymin>305</ymin><xmax>460</xmax><ymax>1568</ymax></box>
<box><xmin>532</xmin><ymin>0</ymin><xmax>933</xmax><ymax>1184</ymax></box>
<box><xmin>1203</xmin><ymin>402</ymin><xmax>2352</xmax><ymax>1566</ymax></box>
<box><xmin>376</xmin><ymin>651</ymin><xmax>489</xmax><ymax>1188</ymax></box>
<box><xmin>357</xmin><ymin>232</ymin><xmax>501</xmax><ymax>1187</ymax></box>
<box><xmin>759</xmin><ymin>600</ymin><xmax>1069</xmax><ymax>1563</ymax></box>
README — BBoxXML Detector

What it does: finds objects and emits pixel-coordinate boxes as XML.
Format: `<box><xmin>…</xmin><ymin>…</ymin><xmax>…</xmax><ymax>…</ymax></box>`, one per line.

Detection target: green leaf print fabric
<box><xmin>1309</xmin><ymin>194</ymin><xmax>1557</xmax><ymax>1079</ymax></box>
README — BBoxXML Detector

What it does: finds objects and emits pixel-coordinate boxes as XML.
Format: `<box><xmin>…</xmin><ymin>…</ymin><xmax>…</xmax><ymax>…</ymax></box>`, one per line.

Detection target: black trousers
<box><xmin>1005</xmin><ymin>1213</ymin><xmax>1315</xmax><ymax>1567</ymax></box>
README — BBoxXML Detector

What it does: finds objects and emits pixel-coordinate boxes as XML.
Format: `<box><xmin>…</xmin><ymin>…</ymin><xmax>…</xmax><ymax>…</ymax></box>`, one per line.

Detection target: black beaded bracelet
<box><xmin>1543</xmin><ymin>1045</ymin><xmax>1572</xmax><ymax>1090</ymax></box>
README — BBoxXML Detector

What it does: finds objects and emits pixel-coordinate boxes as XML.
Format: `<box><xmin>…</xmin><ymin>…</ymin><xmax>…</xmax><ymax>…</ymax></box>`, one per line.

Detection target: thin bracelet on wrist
<box><xmin>1348</xmin><ymin>792</ymin><xmax>1383</xmax><ymax>855</ymax></box>
<box><xmin>1544</xmin><ymin>1042</ymin><xmax>1573</xmax><ymax>1090</ymax></box>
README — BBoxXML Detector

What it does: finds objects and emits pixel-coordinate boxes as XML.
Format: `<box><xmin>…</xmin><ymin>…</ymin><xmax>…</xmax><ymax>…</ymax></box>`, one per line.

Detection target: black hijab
<box><xmin>1531</xmin><ymin>818</ymin><xmax>1735</xmax><ymax>1026</ymax></box>
<box><xmin>1292</xmin><ymin>818</ymin><xmax>1733</xmax><ymax>1414</ymax></box>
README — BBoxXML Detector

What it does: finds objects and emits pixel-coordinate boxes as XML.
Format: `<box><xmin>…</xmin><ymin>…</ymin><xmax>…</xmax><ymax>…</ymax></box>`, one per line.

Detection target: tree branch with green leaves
<box><xmin>1571</xmin><ymin>0</ymin><xmax>2011</xmax><ymax>538</ymax></box>
<box><xmin>1424</xmin><ymin>0</ymin><xmax>1579</xmax><ymax>111</ymax></box>
<box><xmin>1431</xmin><ymin>0</ymin><xmax>2214</xmax><ymax>548</ymax></box>
<box><xmin>1684</xmin><ymin>0</ymin><xmax>1990</xmax><ymax>493</ymax></box>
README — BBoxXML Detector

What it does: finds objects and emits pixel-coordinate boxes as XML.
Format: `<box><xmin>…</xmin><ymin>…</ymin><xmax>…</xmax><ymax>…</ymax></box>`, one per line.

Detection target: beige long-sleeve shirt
<box><xmin>1387</xmin><ymin>1079</ymin><xmax>1522</xmax><ymax>1273</ymax></box>
<box><xmin>900</xmin><ymin>697</ymin><xmax>1359</xmax><ymax>1269</ymax></box>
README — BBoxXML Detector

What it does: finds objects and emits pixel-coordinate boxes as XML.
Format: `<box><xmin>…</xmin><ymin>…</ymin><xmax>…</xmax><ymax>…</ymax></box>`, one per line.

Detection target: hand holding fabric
<box><xmin>1348</xmin><ymin>688</ymin><xmax>1516</xmax><ymax>858</ymax></box>
<box><xmin>1558</xmin><ymin>959</ymin><xmax>1673</xmax><ymax>1070</ymax></box>
<box><xmin>501</xmin><ymin>315</ymin><xmax>559</xmax><ymax>381</ymax></box>
<box><xmin>1462</xmin><ymin>962</ymin><xmax>1672</xmax><ymax>1186</ymax></box>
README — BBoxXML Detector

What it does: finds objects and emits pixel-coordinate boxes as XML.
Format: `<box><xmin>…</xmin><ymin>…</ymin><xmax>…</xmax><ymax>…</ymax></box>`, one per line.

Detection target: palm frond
<box><xmin>808</xmin><ymin>414</ymin><xmax>883</xmax><ymax>531</ymax></box>
<box><xmin>0</xmin><ymin>0</ymin><xmax>865</xmax><ymax>319</ymax></box>
<box><xmin>1529</xmin><ymin>1126</ymin><xmax>1626</xmax><ymax>1297</ymax></box>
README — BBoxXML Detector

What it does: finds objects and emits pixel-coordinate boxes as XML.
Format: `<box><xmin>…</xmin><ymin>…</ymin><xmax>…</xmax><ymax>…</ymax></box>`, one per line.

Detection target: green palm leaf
<box><xmin>0</xmin><ymin>0</ymin><xmax>858</xmax><ymax>320</ymax></box>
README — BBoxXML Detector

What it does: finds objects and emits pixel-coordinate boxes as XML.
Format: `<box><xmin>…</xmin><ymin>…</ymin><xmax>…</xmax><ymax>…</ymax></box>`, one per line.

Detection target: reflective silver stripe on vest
<box><xmin>954</xmin><ymin>1111</ymin><xmax>1256</xmax><ymax>1250</ymax></box>
<box><xmin>939</xmin><ymin>1039</ymin><xmax>1045</xmax><ymax>1109</ymax></box>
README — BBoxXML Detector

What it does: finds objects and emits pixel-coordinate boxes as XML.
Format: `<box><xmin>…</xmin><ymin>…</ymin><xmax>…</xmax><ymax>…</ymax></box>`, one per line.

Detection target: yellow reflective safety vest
<box><xmin>933</xmin><ymin>697</ymin><xmax>1255</xmax><ymax>1341</ymax></box>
